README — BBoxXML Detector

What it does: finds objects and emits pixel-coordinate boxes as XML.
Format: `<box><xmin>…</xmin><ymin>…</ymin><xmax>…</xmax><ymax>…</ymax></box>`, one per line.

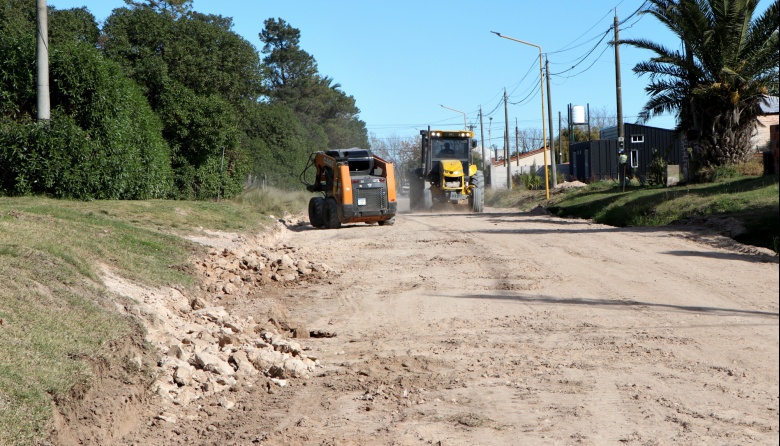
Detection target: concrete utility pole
<box><xmin>488</xmin><ymin>117</ymin><xmax>493</xmax><ymax>162</ymax></box>
<box><xmin>504</xmin><ymin>88</ymin><xmax>511</xmax><ymax>189</ymax></box>
<box><xmin>546</xmin><ymin>55</ymin><xmax>556</xmax><ymax>187</ymax></box>
<box><xmin>36</xmin><ymin>0</ymin><xmax>50</xmax><ymax>121</ymax></box>
<box><xmin>515</xmin><ymin>118</ymin><xmax>519</xmax><ymax>166</ymax></box>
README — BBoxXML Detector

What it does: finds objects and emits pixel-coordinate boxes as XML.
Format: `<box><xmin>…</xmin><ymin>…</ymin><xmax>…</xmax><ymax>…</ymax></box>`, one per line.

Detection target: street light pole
<box><xmin>439</xmin><ymin>104</ymin><xmax>468</xmax><ymax>130</ymax></box>
<box><xmin>491</xmin><ymin>31</ymin><xmax>550</xmax><ymax>200</ymax></box>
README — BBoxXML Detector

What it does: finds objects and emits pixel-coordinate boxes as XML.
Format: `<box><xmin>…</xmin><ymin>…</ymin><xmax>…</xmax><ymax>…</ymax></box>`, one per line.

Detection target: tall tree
<box><xmin>49</xmin><ymin>7</ymin><xmax>99</xmax><ymax>45</ymax></box>
<box><xmin>103</xmin><ymin>6</ymin><xmax>261</xmax><ymax>107</ymax></box>
<box><xmin>259</xmin><ymin>17</ymin><xmax>317</xmax><ymax>102</ymax></box>
<box><xmin>621</xmin><ymin>0</ymin><xmax>779</xmax><ymax>170</ymax></box>
<box><xmin>259</xmin><ymin>18</ymin><xmax>369</xmax><ymax>150</ymax></box>
<box><xmin>103</xmin><ymin>3</ymin><xmax>260</xmax><ymax>198</ymax></box>
<box><xmin>123</xmin><ymin>0</ymin><xmax>192</xmax><ymax>19</ymax></box>
<box><xmin>588</xmin><ymin>106</ymin><xmax>618</xmax><ymax>132</ymax></box>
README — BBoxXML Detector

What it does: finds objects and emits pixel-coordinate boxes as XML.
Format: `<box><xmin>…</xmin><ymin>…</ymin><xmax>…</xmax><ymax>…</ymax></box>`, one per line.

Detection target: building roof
<box><xmin>760</xmin><ymin>96</ymin><xmax>779</xmax><ymax>114</ymax></box>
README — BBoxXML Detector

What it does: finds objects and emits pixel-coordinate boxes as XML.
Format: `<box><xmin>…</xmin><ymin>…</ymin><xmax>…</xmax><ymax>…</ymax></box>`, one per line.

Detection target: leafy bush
<box><xmin>524</xmin><ymin>172</ymin><xmax>542</xmax><ymax>190</ymax></box>
<box><xmin>736</xmin><ymin>156</ymin><xmax>764</xmax><ymax>176</ymax></box>
<box><xmin>0</xmin><ymin>34</ymin><xmax>36</xmax><ymax>119</ymax></box>
<box><xmin>241</xmin><ymin>102</ymin><xmax>314</xmax><ymax>190</ymax></box>
<box><xmin>1</xmin><ymin>41</ymin><xmax>173</xmax><ymax>199</ymax></box>
<box><xmin>691</xmin><ymin>163</ymin><xmax>741</xmax><ymax>183</ymax></box>
<box><xmin>159</xmin><ymin>82</ymin><xmax>246</xmax><ymax>199</ymax></box>
<box><xmin>691</xmin><ymin>158</ymin><xmax>764</xmax><ymax>183</ymax></box>
<box><xmin>647</xmin><ymin>153</ymin><xmax>667</xmax><ymax>186</ymax></box>
<box><xmin>710</xmin><ymin>164</ymin><xmax>740</xmax><ymax>182</ymax></box>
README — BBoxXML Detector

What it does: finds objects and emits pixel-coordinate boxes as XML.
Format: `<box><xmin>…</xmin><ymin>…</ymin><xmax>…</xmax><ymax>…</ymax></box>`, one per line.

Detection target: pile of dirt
<box><xmin>49</xmin><ymin>219</ymin><xmax>337</xmax><ymax>445</ymax></box>
<box><xmin>125</xmin><ymin>235</ymin><xmax>337</xmax><ymax>406</ymax></box>
<box><xmin>555</xmin><ymin>180</ymin><xmax>588</xmax><ymax>189</ymax></box>
<box><xmin>196</xmin><ymin>243</ymin><xmax>331</xmax><ymax>294</ymax></box>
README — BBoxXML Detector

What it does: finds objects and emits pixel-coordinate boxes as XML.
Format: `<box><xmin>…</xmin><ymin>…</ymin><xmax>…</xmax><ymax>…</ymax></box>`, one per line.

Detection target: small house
<box><xmin>569</xmin><ymin>123</ymin><xmax>684</xmax><ymax>184</ymax></box>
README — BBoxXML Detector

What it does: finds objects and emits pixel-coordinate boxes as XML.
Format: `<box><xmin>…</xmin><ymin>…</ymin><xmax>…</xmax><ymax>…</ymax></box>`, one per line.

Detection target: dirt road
<box><xmin>112</xmin><ymin>201</ymin><xmax>778</xmax><ymax>446</ymax></box>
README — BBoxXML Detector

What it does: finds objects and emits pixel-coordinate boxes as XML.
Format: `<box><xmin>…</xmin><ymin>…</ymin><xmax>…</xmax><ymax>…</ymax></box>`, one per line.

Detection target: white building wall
<box><xmin>488</xmin><ymin>151</ymin><xmax>548</xmax><ymax>189</ymax></box>
<box><xmin>752</xmin><ymin>115</ymin><xmax>779</xmax><ymax>151</ymax></box>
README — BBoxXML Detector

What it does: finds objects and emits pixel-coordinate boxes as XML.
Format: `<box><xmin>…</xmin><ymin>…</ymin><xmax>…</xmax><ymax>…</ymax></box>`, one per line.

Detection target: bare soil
<box><xmin>49</xmin><ymin>200</ymin><xmax>779</xmax><ymax>446</ymax></box>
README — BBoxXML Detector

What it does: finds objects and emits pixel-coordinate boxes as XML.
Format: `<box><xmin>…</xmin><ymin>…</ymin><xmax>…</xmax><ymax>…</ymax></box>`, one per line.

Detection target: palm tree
<box><xmin>621</xmin><ymin>0</ymin><xmax>779</xmax><ymax>170</ymax></box>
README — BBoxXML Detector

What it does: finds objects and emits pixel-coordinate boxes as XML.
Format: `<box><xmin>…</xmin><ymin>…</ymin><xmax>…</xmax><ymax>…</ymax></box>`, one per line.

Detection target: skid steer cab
<box><xmin>409</xmin><ymin>128</ymin><xmax>484</xmax><ymax>213</ymax></box>
<box><xmin>301</xmin><ymin>148</ymin><xmax>397</xmax><ymax>229</ymax></box>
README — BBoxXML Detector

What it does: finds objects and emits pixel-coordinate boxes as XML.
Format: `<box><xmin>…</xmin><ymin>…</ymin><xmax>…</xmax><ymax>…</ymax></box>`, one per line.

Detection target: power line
<box><xmin>550</xmin><ymin>29</ymin><xmax>612</xmax><ymax>76</ymax></box>
<box><xmin>505</xmin><ymin>57</ymin><xmax>540</xmax><ymax>95</ymax></box>
<box><xmin>509</xmin><ymin>78</ymin><xmax>541</xmax><ymax>107</ymax></box>
<box><xmin>549</xmin><ymin>1</ymin><xmax>649</xmax><ymax>77</ymax></box>
<box><xmin>371</xmin><ymin>1</ymin><xmax>652</xmax><ymax>138</ymax></box>
<box><xmin>551</xmin><ymin>1</ymin><xmax>623</xmax><ymax>55</ymax></box>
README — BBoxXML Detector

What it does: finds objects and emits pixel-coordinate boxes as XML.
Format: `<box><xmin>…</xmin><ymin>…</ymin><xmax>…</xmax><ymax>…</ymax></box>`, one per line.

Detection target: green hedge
<box><xmin>0</xmin><ymin>40</ymin><xmax>173</xmax><ymax>199</ymax></box>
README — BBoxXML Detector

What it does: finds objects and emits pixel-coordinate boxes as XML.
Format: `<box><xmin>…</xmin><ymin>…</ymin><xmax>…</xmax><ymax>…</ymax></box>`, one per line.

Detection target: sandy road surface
<box><xmin>117</xmin><ymin>202</ymin><xmax>779</xmax><ymax>446</ymax></box>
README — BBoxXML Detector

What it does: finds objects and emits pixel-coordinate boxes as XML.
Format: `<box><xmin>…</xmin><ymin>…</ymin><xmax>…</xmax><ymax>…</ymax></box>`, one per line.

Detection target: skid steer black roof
<box><xmin>326</xmin><ymin>147</ymin><xmax>372</xmax><ymax>160</ymax></box>
<box><xmin>326</xmin><ymin>148</ymin><xmax>374</xmax><ymax>173</ymax></box>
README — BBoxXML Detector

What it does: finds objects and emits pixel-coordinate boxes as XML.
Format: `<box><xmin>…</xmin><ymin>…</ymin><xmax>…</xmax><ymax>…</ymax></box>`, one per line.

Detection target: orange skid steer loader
<box><xmin>301</xmin><ymin>148</ymin><xmax>397</xmax><ymax>229</ymax></box>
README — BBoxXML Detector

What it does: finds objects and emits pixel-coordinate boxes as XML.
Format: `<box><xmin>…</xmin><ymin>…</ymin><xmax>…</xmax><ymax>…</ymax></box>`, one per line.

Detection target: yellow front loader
<box><xmin>409</xmin><ymin>128</ymin><xmax>484</xmax><ymax>212</ymax></box>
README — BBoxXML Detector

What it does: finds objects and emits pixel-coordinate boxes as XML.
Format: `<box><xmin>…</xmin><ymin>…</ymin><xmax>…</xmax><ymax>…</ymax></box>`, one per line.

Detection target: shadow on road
<box><xmin>443</xmin><ymin>293</ymin><xmax>779</xmax><ymax>318</ymax></box>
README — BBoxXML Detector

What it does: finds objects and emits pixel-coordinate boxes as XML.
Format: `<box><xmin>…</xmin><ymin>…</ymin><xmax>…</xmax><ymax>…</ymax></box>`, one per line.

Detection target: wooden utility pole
<box><xmin>479</xmin><ymin>106</ymin><xmax>486</xmax><ymax>177</ymax></box>
<box><xmin>36</xmin><ymin>0</ymin><xmax>50</xmax><ymax>121</ymax></box>
<box><xmin>504</xmin><ymin>88</ymin><xmax>511</xmax><ymax>189</ymax></box>
<box><xmin>615</xmin><ymin>10</ymin><xmax>626</xmax><ymax>190</ymax></box>
<box><xmin>614</xmin><ymin>11</ymin><xmax>624</xmax><ymax>142</ymax></box>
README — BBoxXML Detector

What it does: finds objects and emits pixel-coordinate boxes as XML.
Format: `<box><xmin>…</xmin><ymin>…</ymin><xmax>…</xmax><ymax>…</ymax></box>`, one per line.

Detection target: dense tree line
<box><xmin>0</xmin><ymin>0</ymin><xmax>368</xmax><ymax>199</ymax></box>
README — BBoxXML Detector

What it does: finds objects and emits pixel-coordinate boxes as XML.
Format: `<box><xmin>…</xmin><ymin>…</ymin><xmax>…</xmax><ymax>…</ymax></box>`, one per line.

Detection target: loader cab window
<box><xmin>432</xmin><ymin>139</ymin><xmax>468</xmax><ymax>160</ymax></box>
<box><xmin>327</xmin><ymin>149</ymin><xmax>374</xmax><ymax>173</ymax></box>
<box><xmin>345</xmin><ymin>158</ymin><xmax>372</xmax><ymax>172</ymax></box>
<box><xmin>345</xmin><ymin>150</ymin><xmax>373</xmax><ymax>173</ymax></box>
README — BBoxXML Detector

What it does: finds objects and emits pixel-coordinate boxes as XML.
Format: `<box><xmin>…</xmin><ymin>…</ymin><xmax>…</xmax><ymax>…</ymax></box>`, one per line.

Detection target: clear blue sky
<box><xmin>47</xmin><ymin>0</ymin><xmax>757</xmax><ymax>146</ymax></box>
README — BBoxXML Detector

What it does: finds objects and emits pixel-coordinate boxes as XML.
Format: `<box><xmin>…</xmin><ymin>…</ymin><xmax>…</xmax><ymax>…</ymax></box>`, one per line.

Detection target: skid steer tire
<box><xmin>308</xmin><ymin>197</ymin><xmax>325</xmax><ymax>228</ymax></box>
<box><xmin>323</xmin><ymin>197</ymin><xmax>342</xmax><ymax>229</ymax></box>
<box><xmin>378</xmin><ymin>217</ymin><xmax>395</xmax><ymax>226</ymax></box>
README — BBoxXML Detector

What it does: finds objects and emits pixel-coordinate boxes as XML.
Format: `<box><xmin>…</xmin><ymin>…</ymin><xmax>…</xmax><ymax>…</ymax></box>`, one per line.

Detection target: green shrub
<box><xmin>512</xmin><ymin>162</ymin><xmax>546</xmax><ymax>190</ymax></box>
<box><xmin>0</xmin><ymin>40</ymin><xmax>173</xmax><ymax>199</ymax></box>
<box><xmin>159</xmin><ymin>82</ymin><xmax>247</xmax><ymax>199</ymax></box>
<box><xmin>692</xmin><ymin>163</ymin><xmax>741</xmax><ymax>183</ymax></box>
<box><xmin>736</xmin><ymin>156</ymin><xmax>764</xmax><ymax>176</ymax></box>
<box><xmin>711</xmin><ymin>164</ymin><xmax>740</xmax><ymax>182</ymax></box>
<box><xmin>647</xmin><ymin>153</ymin><xmax>667</xmax><ymax>186</ymax></box>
